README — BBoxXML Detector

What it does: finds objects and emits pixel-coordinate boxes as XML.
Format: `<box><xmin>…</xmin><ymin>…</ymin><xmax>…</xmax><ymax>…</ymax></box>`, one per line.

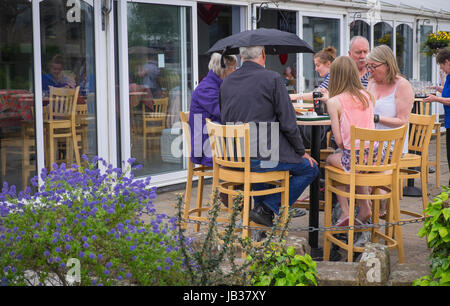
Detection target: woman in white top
<box><xmin>366</xmin><ymin>45</ymin><xmax>414</xmax><ymax>216</ymax></box>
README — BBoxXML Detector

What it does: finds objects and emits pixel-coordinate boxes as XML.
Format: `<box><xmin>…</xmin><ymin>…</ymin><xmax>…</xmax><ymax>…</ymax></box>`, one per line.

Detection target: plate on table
<box><xmin>296</xmin><ymin>114</ymin><xmax>330</xmax><ymax>121</ymax></box>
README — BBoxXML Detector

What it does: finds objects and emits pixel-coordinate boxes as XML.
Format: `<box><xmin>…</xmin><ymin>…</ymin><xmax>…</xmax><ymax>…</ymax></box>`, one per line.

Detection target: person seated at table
<box><xmin>325</xmin><ymin>56</ymin><xmax>376</xmax><ymax>226</ymax></box>
<box><xmin>366</xmin><ymin>45</ymin><xmax>414</xmax><ymax>217</ymax></box>
<box><xmin>283</xmin><ymin>66</ymin><xmax>295</xmax><ymax>86</ymax></box>
<box><xmin>188</xmin><ymin>52</ymin><xmax>237</xmax><ymax>167</ymax></box>
<box><xmin>42</xmin><ymin>55</ymin><xmax>76</xmax><ymax>95</ymax></box>
<box><xmin>289</xmin><ymin>46</ymin><xmax>336</xmax><ymax>101</ymax></box>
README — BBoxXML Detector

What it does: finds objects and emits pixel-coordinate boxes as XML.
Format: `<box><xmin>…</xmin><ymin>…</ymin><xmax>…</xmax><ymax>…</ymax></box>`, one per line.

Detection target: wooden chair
<box><xmin>142</xmin><ymin>97</ymin><xmax>169</xmax><ymax>158</ymax></box>
<box><xmin>323</xmin><ymin>125</ymin><xmax>407</xmax><ymax>263</ymax></box>
<box><xmin>44</xmin><ymin>86</ymin><xmax>80</xmax><ymax>169</ymax></box>
<box><xmin>399</xmin><ymin>113</ymin><xmax>436</xmax><ymax>213</ymax></box>
<box><xmin>75</xmin><ymin>103</ymin><xmax>89</xmax><ymax>159</ymax></box>
<box><xmin>413</xmin><ymin>100</ymin><xmax>441</xmax><ymax>186</ymax></box>
<box><xmin>1</xmin><ymin>121</ymin><xmax>36</xmax><ymax>189</ymax></box>
<box><xmin>205</xmin><ymin>119</ymin><xmax>290</xmax><ymax>245</ymax></box>
<box><xmin>179</xmin><ymin>112</ymin><xmax>214</xmax><ymax>232</ymax></box>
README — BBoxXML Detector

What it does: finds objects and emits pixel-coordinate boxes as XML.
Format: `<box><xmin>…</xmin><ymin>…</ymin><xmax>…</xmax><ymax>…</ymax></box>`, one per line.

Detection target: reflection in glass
<box><xmin>40</xmin><ymin>0</ymin><xmax>97</xmax><ymax>170</ymax></box>
<box><xmin>258</xmin><ymin>9</ymin><xmax>297</xmax><ymax>93</ymax></box>
<box><xmin>197</xmin><ymin>3</ymin><xmax>242</xmax><ymax>81</ymax></box>
<box><xmin>420</xmin><ymin>25</ymin><xmax>433</xmax><ymax>82</ymax></box>
<box><xmin>127</xmin><ymin>3</ymin><xmax>193</xmax><ymax>176</ymax></box>
<box><xmin>0</xmin><ymin>0</ymin><xmax>36</xmax><ymax>190</ymax></box>
<box><xmin>374</xmin><ymin>22</ymin><xmax>393</xmax><ymax>48</ymax></box>
<box><xmin>303</xmin><ymin>17</ymin><xmax>340</xmax><ymax>91</ymax></box>
<box><xmin>396</xmin><ymin>24</ymin><xmax>413</xmax><ymax>80</ymax></box>
<box><xmin>350</xmin><ymin>20</ymin><xmax>371</xmax><ymax>45</ymax></box>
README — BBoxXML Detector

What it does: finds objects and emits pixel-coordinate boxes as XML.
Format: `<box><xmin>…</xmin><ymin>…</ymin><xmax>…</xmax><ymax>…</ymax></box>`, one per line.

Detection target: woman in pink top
<box><xmin>325</xmin><ymin>56</ymin><xmax>376</xmax><ymax>226</ymax></box>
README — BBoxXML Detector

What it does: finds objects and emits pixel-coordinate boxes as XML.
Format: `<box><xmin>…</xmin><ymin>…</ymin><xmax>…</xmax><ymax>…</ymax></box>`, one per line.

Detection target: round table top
<box><xmin>296</xmin><ymin>119</ymin><xmax>331</xmax><ymax>126</ymax></box>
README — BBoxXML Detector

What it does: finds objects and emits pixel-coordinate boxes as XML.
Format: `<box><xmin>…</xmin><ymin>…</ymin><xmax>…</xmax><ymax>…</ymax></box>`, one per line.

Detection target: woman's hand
<box><xmin>318</xmin><ymin>88</ymin><xmax>329</xmax><ymax>101</ymax></box>
<box><xmin>302</xmin><ymin>152</ymin><xmax>318</xmax><ymax>167</ymax></box>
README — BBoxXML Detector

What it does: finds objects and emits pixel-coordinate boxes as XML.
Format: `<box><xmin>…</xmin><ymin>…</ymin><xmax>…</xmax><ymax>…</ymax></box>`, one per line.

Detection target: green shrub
<box><xmin>0</xmin><ymin>157</ymin><xmax>189</xmax><ymax>286</ymax></box>
<box><xmin>250</xmin><ymin>244</ymin><xmax>317</xmax><ymax>286</ymax></box>
<box><xmin>414</xmin><ymin>187</ymin><xmax>450</xmax><ymax>286</ymax></box>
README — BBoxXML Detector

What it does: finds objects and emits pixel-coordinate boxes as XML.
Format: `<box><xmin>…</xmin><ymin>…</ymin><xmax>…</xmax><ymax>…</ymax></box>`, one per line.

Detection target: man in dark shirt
<box><xmin>220</xmin><ymin>45</ymin><xmax>319</xmax><ymax>227</ymax></box>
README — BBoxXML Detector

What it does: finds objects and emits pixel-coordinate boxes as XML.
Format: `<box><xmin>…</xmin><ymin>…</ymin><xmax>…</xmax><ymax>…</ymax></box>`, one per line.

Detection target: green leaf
<box><xmin>440</xmin><ymin>271</ymin><xmax>450</xmax><ymax>284</ymax></box>
<box><xmin>438</xmin><ymin>227</ymin><xmax>448</xmax><ymax>238</ymax></box>
<box><xmin>275</xmin><ymin>278</ymin><xmax>286</xmax><ymax>286</ymax></box>
<box><xmin>286</xmin><ymin>246</ymin><xmax>295</xmax><ymax>256</ymax></box>
<box><xmin>443</xmin><ymin>208</ymin><xmax>450</xmax><ymax>220</ymax></box>
<box><xmin>428</xmin><ymin>230</ymin><xmax>438</xmax><ymax>243</ymax></box>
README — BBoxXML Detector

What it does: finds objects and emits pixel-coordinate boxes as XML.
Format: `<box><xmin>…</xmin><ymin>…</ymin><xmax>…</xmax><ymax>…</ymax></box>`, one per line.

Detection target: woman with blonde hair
<box><xmin>325</xmin><ymin>56</ymin><xmax>376</xmax><ymax>226</ymax></box>
<box><xmin>366</xmin><ymin>45</ymin><xmax>414</xmax><ymax>217</ymax></box>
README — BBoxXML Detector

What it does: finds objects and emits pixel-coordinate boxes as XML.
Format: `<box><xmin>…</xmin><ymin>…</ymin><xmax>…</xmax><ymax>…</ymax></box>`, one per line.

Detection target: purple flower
<box><xmin>106</xmin><ymin>262</ymin><xmax>112</xmax><ymax>268</ymax></box>
<box><xmin>65</xmin><ymin>244</ymin><xmax>71</xmax><ymax>251</ymax></box>
<box><xmin>79</xmin><ymin>251</ymin><xmax>85</xmax><ymax>258</ymax></box>
<box><xmin>83</xmin><ymin>242</ymin><xmax>89</xmax><ymax>248</ymax></box>
<box><xmin>103</xmin><ymin>269</ymin><xmax>109</xmax><ymax>275</ymax></box>
<box><xmin>125</xmin><ymin>272</ymin><xmax>132</xmax><ymax>278</ymax></box>
<box><xmin>89</xmin><ymin>253</ymin><xmax>96</xmax><ymax>260</ymax></box>
<box><xmin>55</xmin><ymin>247</ymin><xmax>61</xmax><ymax>253</ymax></box>
<box><xmin>129</xmin><ymin>245</ymin><xmax>137</xmax><ymax>251</ymax></box>
<box><xmin>44</xmin><ymin>251</ymin><xmax>50</xmax><ymax>257</ymax></box>
<box><xmin>33</xmin><ymin>234</ymin><xmax>39</xmax><ymax>239</ymax></box>
<box><xmin>91</xmin><ymin>235</ymin><xmax>96</xmax><ymax>241</ymax></box>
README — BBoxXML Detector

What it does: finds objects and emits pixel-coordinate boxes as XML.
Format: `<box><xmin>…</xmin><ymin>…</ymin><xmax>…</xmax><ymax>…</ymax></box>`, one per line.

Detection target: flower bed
<box><xmin>0</xmin><ymin>156</ymin><xmax>190</xmax><ymax>286</ymax></box>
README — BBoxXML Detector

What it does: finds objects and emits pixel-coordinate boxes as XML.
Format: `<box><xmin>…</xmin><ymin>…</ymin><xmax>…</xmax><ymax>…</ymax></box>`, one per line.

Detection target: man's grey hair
<box><xmin>239</xmin><ymin>46</ymin><xmax>265</xmax><ymax>61</ymax></box>
<box><xmin>208</xmin><ymin>52</ymin><xmax>237</xmax><ymax>78</ymax></box>
<box><xmin>349</xmin><ymin>36</ymin><xmax>370</xmax><ymax>51</ymax></box>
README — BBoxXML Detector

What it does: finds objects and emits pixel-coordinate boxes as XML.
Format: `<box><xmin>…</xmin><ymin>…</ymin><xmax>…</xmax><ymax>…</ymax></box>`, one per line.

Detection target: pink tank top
<box><xmin>338</xmin><ymin>91</ymin><xmax>375</xmax><ymax>150</ymax></box>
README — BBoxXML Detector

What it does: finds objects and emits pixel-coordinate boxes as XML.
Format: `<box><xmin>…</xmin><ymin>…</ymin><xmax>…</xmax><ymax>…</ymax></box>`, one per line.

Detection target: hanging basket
<box><xmin>424</xmin><ymin>31</ymin><xmax>450</xmax><ymax>56</ymax></box>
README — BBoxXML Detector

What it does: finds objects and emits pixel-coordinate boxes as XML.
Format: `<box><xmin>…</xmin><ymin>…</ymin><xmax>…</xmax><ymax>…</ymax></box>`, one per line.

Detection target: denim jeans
<box><xmin>250</xmin><ymin>158</ymin><xmax>319</xmax><ymax>215</ymax></box>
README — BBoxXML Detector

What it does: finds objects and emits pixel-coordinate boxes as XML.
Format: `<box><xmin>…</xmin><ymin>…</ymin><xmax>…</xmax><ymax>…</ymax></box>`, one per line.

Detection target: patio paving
<box><xmin>152</xmin><ymin>133</ymin><xmax>448</xmax><ymax>267</ymax></box>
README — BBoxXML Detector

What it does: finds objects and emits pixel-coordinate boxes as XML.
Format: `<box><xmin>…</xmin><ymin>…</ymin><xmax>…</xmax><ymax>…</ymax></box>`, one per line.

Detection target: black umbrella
<box><xmin>207</xmin><ymin>27</ymin><xmax>314</xmax><ymax>56</ymax></box>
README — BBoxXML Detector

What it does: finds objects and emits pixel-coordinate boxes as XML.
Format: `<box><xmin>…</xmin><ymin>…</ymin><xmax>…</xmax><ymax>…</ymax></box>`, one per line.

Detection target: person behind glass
<box><xmin>289</xmin><ymin>46</ymin><xmax>337</xmax><ymax>101</ymax></box>
<box><xmin>137</xmin><ymin>53</ymin><xmax>162</xmax><ymax>97</ymax></box>
<box><xmin>367</xmin><ymin>45</ymin><xmax>414</xmax><ymax>217</ymax></box>
<box><xmin>283</xmin><ymin>66</ymin><xmax>295</xmax><ymax>86</ymax></box>
<box><xmin>325</xmin><ymin>56</ymin><xmax>376</xmax><ymax>226</ymax></box>
<box><xmin>188</xmin><ymin>52</ymin><xmax>237</xmax><ymax>167</ymax></box>
<box><xmin>423</xmin><ymin>47</ymin><xmax>450</xmax><ymax>182</ymax></box>
<box><xmin>220</xmin><ymin>45</ymin><xmax>319</xmax><ymax>227</ymax></box>
<box><xmin>42</xmin><ymin>55</ymin><xmax>76</xmax><ymax>95</ymax></box>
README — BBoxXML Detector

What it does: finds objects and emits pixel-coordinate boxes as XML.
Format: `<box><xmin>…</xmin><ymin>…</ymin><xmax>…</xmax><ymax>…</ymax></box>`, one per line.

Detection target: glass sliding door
<box><xmin>419</xmin><ymin>25</ymin><xmax>433</xmax><ymax>82</ymax></box>
<box><xmin>39</xmin><ymin>0</ymin><xmax>97</xmax><ymax>170</ymax></box>
<box><xmin>257</xmin><ymin>8</ymin><xmax>297</xmax><ymax>93</ymax></box>
<box><xmin>374</xmin><ymin>21</ymin><xmax>393</xmax><ymax>48</ymax></box>
<box><xmin>0</xmin><ymin>0</ymin><xmax>36</xmax><ymax>190</ymax></box>
<box><xmin>302</xmin><ymin>16</ymin><xmax>340</xmax><ymax>91</ymax></box>
<box><xmin>197</xmin><ymin>2</ymin><xmax>244</xmax><ymax>82</ymax></box>
<box><xmin>396</xmin><ymin>24</ymin><xmax>413</xmax><ymax>80</ymax></box>
<box><xmin>126</xmin><ymin>2</ymin><xmax>193</xmax><ymax>177</ymax></box>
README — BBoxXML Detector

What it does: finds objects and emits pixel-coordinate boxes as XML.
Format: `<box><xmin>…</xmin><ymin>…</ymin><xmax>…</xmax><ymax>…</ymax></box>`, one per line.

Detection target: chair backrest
<box><xmin>143</xmin><ymin>97</ymin><xmax>169</xmax><ymax>119</ymax></box>
<box><xmin>349</xmin><ymin>124</ymin><xmax>408</xmax><ymax>174</ymax></box>
<box><xmin>205</xmin><ymin>119</ymin><xmax>250</xmax><ymax>171</ymax></box>
<box><xmin>179</xmin><ymin>111</ymin><xmax>192</xmax><ymax>154</ymax></box>
<box><xmin>412</xmin><ymin>100</ymin><xmax>432</xmax><ymax>116</ymax></box>
<box><xmin>47</xmin><ymin>86</ymin><xmax>80</xmax><ymax>120</ymax></box>
<box><xmin>407</xmin><ymin>113</ymin><xmax>436</xmax><ymax>157</ymax></box>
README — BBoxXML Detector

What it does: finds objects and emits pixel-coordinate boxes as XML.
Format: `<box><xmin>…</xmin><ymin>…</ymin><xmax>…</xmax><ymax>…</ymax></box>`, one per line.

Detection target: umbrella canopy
<box><xmin>207</xmin><ymin>28</ymin><xmax>314</xmax><ymax>55</ymax></box>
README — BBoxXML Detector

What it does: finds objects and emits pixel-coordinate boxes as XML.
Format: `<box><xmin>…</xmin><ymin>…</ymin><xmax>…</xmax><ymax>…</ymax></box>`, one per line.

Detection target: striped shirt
<box><xmin>318</xmin><ymin>73</ymin><xmax>330</xmax><ymax>90</ymax></box>
<box><xmin>361</xmin><ymin>71</ymin><xmax>370</xmax><ymax>88</ymax></box>
<box><xmin>318</xmin><ymin>71</ymin><xmax>370</xmax><ymax>90</ymax></box>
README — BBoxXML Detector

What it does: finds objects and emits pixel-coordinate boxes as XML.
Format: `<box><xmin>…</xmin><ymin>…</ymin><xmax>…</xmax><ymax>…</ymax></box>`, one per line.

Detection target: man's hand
<box><xmin>423</xmin><ymin>94</ymin><xmax>439</xmax><ymax>103</ymax></box>
<box><xmin>303</xmin><ymin>152</ymin><xmax>318</xmax><ymax>167</ymax></box>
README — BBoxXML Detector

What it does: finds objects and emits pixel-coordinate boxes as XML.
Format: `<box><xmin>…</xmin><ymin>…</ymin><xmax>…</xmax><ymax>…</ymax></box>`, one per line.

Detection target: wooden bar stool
<box><xmin>179</xmin><ymin>112</ymin><xmax>213</xmax><ymax>232</ymax></box>
<box><xmin>399</xmin><ymin>114</ymin><xmax>436</xmax><ymax>214</ymax></box>
<box><xmin>323</xmin><ymin>125</ymin><xmax>407</xmax><ymax>263</ymax></box>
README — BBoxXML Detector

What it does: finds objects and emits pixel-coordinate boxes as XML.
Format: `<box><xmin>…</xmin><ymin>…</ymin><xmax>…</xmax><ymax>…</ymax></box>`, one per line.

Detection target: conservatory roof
<box><xmin>341</xmin><ymin>0</ymin><xmax>450</xmax><ymax>14</ymax></box>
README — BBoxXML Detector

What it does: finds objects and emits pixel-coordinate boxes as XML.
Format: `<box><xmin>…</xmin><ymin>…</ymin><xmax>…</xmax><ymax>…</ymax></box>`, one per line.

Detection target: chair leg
<box><xmin>421</xmin><ymin>167</ymin><xmax>429</xmax><ymax>212</ymax></box>
<box><xmin>48</xmin><ymin>128</ymin><xmax>55</xmax><ymax>170</ymax></box>
<box><xmin>241</xmin><ymin>182</ymin><xmax>251</xmax><ymax>258</ymax></box>
<box><xmin>72</xmin><ymin>129</ymin><xmax>81</xmax><ymax>168</ymax></box>
<box><xmin>392</xmin><ymin>178</ymin><xmax>405</xmax><ymax>263</ymax></box>
<box><xmin>195</xmin><ymin>176</ymin><xmax>205</xmax><ymax>232</ymax></box>
<box><xmin>1</xmin><ymin>146</ymin><xmax>6</xmax><ymax>176</ymax></box>
<box><xmin>435</xmin><ymin>129</ymin><xmax>441</xmax><ymax>186</ymax></box>
<box><xmin>347</xmin><ymin>186</ymin><xmax>356</xmax><ymax>263</ymax></box>
<box><xmin>183</xmin><ymin>162</ymin><xmax>194</xmax><ymax>230</ymax></box>
<box><xmin>322</xmin><ymin>173</ymin><xmax>333</xmax><ymax>261</ymax></box>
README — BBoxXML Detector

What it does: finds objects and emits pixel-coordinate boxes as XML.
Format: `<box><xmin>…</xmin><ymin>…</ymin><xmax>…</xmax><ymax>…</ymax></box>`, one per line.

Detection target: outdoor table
<box><xmin>297</xmin><ymin>116</ymin><xmax>331</xmax><ymax>259</ymax></box>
